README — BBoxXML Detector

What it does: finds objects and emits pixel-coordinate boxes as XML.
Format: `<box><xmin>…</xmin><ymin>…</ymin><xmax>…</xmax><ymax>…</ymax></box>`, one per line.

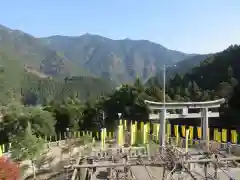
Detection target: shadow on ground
<box><xmin>96</xmin><ymin>171</ymin><xmax>108</xmax><ymax>179</ymax></box>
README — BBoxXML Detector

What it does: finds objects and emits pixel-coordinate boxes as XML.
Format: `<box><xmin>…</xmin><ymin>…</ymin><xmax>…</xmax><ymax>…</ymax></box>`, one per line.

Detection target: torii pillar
<box><xmin>201</xmin><ymin>108</ymin><xmax>209</xmax><ymax>150</ymax></box>
<box><xmin>159</xmin><ymin>109</ymin><xmax>166</xmax><ymax>147</ymax></box>
<box><xmin>145</xmin><ymin>98</ymin><xmax>225</xmax><ymax>151</ymax></box>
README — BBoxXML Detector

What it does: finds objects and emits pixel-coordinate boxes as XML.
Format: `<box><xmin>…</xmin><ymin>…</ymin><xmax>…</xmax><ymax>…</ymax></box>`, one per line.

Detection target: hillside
<box><xmin>40</xmin><ymin>34</ymin><xmax>195</xmax><ymax>84</ymax></box>
<box><xmin>0</xmin><ymin>50</ymin><xmax>24</xmax><ymax>104</ymax></box>
<box><xmin>0</xmin><ymin>24</ymin><xmax>92</xmax><ymax>77</ymax></box>
<box><xmin>167</xmin><ymin>45</ymin><xmax>240</xmax><ymax>127</ymax></box>
<box><xmin>0</xmin><ymin>53</ymin><xmax>112</xmax><ymax>105</ymax></box>
<box><xmin>168</xmin><ymin>54</ymin><xmax>210</xmax><ymax>76</ymax></box>
<box><xmin>0</xmin><ymin>24</ymin><xmax>207</xmax><ymax>85</ymax></box>
<box><xmin>146</xmin><ymin>54</ymin><xmax>209</xmax><ymax>85</ymax></box>
<box><xmin>144</xmin><ymin>45</ymin><xmax>240</xmax><ymax>127</ymax></box>
<box><xmin>176</xmin><ymin>45</ymin><xmax>240</xmax><ymax>93</ymax></box>
<box><xmin>21</xmin><ymin>72</ymin><xmax>114</xmax><ymax>105</ymax></box>
<box><xmin>147</xmin><ymin>44</ymin><xmax>240</xmax><ymax>101</ymax></box>
<box><xmin>0</xmin><ymin>25</ymin><xmax>114</xmax><ymax>104</ymax></box>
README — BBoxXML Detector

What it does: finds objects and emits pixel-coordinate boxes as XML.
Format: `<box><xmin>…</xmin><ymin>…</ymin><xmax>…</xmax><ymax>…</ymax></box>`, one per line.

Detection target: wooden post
<box><xmin>214</xmin><ymin>155</ymin><xmax>218</xmax><ymax>179</ymax></box>
<box><xmin>107</xmin><ymin>168</ymin><xmax>112</xmax><ymax>180</ymax></box>
<box><xmin>204</xmin><ymin>163</ymin><xmax>208</xmax><ymax>180</ymax></box>
<box><xmin>161</xmin><ymin>166</ymin><xmax>166</xmax><ymax>180</ymax></box>
<box><xmin>78</xmin><ymin>158</ymin><xmax>84</xmax><ymax>180</ymax></box>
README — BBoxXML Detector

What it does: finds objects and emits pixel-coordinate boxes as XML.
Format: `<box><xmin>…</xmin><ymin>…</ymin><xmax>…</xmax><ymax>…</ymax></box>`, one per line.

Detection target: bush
<box><xmin>0</xmin><ymin>156</ymin><xmax>20</xmax><ymax>180</ymax></box>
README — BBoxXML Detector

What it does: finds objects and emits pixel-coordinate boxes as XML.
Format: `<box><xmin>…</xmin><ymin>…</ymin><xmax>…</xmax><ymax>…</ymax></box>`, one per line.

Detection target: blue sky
<box><xmin>0</xmin><ymin>0</ymin><xmax>240</xmax><ymax>54</ymax></box>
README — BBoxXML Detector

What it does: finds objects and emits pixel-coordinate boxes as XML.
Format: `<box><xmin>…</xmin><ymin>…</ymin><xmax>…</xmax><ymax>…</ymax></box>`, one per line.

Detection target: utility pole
<box><xmin>163</xmin><ymin>65</ymin><xmax>166</xmax><ymax>107</ymax></box>
<box><xmin>160</xmin><ymin>65</ymin><xmax>176</xmax><ymax>150</ymax></box>
<box><xmin>213</xmin><ymin>154</ymin><xmax>218</xmax><ymax>179</ymax></box>
<box><xmin>160</xmin><ymin>65</ymin><xmax>166</xmax><ymax>150</ymax></box>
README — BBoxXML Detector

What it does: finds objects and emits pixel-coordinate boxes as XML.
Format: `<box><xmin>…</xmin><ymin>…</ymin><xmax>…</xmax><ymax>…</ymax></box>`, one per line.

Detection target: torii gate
<box><xmin>144</xmin><ymin>98</ymin><xmax>225</xmax><ymax>149</ymax></box>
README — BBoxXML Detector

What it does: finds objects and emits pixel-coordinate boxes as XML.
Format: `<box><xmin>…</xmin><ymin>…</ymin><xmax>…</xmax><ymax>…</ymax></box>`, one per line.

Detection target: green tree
<box><xmin>10</xmin><ymin>122</ymin><xmax>45</xmax><ymax>179</ymax></box>
<box><xmin>44</xmin><ymin>97</ymin><xmax>83</xmax><ymax>133</ymax></box>
<box><xmin>103</xmin><ymin>84</ymin><xmax>149</xmax><ymax>125</ymax></box>
<box><xmin>0</xmin><ymin>102</ymin><xmax>56</xmax><ymax>142</ymax></box>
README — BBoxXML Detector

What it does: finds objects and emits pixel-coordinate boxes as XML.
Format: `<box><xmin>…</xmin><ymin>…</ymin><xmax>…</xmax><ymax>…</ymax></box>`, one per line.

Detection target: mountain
<box><xmin>0</xmin><ymin>50</ymin><xmax>113</xmax><ymax>105</ymax></box>
<box><xmin>21</xmin><ymin>72</ymin><xmax>114</xmax><ymax>105</ymax></box>
<box><xmin>145</xmin><ymin>54</ymin><xmax>209</xmax><ymax>85</ymax></box>
<box><xmin>168</xmin><ymin>54</ymin><xmax>210</xmax><ymax>76</ymax></box>
<box><xmin>0</xmin><ymin>25</ymin><xmax>113</xmax><ymax>104</ymax></box>
<box><xmin>0</xmin><ymin>24</ymin><xmax>204</xmax><ymax>85</ymax></box>
<box><xmin>167</xmin><ymin>45</ymin><xmax>240</xmax><ymax>127</ymax></box>
<box><xmin>143</xmin><ymin>45</ymin><xmax>240</xmax><ymax>127</ymax></box>
<box><xmin>40</xmin><ymin>34</ymin><xmax>195</xmax><ymax>84</ymax></box>
<box><xmin>162</xmin><ymin>44</ymin><xmax>240</xmax><ymax>102</ymax></box>
<box><xmin>146</xmin><ymin>44</ymin><xmax>240</xmax><ymax>102</ymax></box>
<box><xmin>0</xmin><ymin>24</ymin><xmax>92</xmax><ymax>77</ymax></box>
<box><xmin>176</xmin><ymin>45</ymin><xmax>240</xmax><ymax>92</ymax></box>
<box><xmin>0</xmin><ymin>48</ymin><xmax>113</xmax><ymax>105</ymax></box>
<box><xmin>0</xmin><ymin>49</ymin><xmax>24</xmax><ymax>104</ymax></box>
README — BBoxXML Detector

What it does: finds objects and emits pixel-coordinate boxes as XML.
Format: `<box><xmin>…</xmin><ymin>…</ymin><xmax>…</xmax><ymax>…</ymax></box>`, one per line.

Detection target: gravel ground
<box><xmin>21</xmin><ymin>145</ymin><xmax>84</xmax><ymax>179</ymax></box>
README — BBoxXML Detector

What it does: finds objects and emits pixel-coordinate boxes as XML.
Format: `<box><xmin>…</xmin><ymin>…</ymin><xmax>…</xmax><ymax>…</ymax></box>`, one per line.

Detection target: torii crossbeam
<box><xmin>144</xmin><ymin>98</ymin><xmax>225</xmax><ymax>150</ymax></box>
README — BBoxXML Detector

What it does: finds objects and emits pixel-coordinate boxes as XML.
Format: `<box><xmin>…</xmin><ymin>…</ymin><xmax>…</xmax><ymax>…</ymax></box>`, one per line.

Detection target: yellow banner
<box><xmin>221</xmin><ymin>129</ymin><xmax>227</xmax><ymax>142</ymax></box>
<box><xmin>156</xmin><ymin>124</ymin><xmax>160</xmax><ymax>141</ymax></box>
<box><xmin>131</xmin><ymin>123</ymin><xmax>134</xmax><ymax>145</ymax></box>
<box><xmin>143</xmin><ymin>124</ymin><xmax>147</xmax><ymax>144</ymax></box>
<box><xmin>217</xmin><ymin>131</ymin><xmax>221</xmax><ymax>143</ymax></box>
<box><xmin>118</xmin><ymin>125</ymin><xmax>123</xmax><ymax>146</ymax></box>
<box><xmin>174</xmin><ymin>125</ymin><xmax>178</xmax><ymax>137</ymax></box>
<box><xmin>181</xmin><ymin>125</ymin><xmax>186</xmax><ymax>137</ymax></box>
<box><xmin>0</xmin><ymin>145</ymin><xmax>2</xmax><ymax>156</ymax></box>
<box><xmin>197</xmin><ymin>127</ymin><xmax>202</xmax><ymax>138</ymax></box>
<box><xmin>189</xmin><ymin>126</ymin><xmax>194</xmax><ymax>139</ymax></box>
<box><xmin>189</xmin><ymin>126</ymin><xmax>194</xmax><ymax>145</ymax></box>
<box><xmin>231</xmin><ymin>130</ymin><xmax>237</xmax><ymax>144</ymax></box>
<box><xmin>214</xmin><ymin>128</ymin><xmax>218</xmax><ymax>141</ymax></box>
<box><xmin>167</xmin><ymin>124</ymin><xmax>171</xmax><ymax>142</ymax></box>
<box><xmin>153</xmin><ymin>124</ymin><xmax>156</xmax><ymax>141</ymax></box>
<box><xmin>186</xmin><ymin>129</ymin><xmax>189</xmax><ymax>153</ymax></box>
<box><xmin>124</xmin><ymin>120</ymin><xmax>127</xmax><ymax>130</ymax></box>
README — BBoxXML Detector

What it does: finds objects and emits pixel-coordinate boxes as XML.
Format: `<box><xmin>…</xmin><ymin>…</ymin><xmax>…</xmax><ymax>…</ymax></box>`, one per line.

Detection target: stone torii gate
<box><xmin>144</xmin><ymin>98</ymin><xmax>225</xmax><ymax>149</ymax></box>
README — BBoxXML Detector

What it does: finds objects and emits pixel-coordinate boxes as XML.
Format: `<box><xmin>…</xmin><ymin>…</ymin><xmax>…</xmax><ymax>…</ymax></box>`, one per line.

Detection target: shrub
<box><xmin>0</xmin><ymin>157</ymin><xmax>20</xmax><ymax>180</ymax></box>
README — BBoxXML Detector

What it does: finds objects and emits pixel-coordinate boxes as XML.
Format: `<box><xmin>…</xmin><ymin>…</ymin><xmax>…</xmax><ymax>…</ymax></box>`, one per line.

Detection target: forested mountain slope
<box><xmin>40</xmin><ymin>34</ymin><xmax>195</xmax><ymax>83</ymax></box>
<box><xmin>169</xmin><ymin>54</ymin><xmax>210</xmax><ymax>76</ymax></box>
<box><xmin>0</xmin><ymin>24</ymin><xmax>207</xmax><ymax>85</ymax></box>
<box><xmin>0</xmin><ymin>24</ymin><xmax>114</xmax><ymax>104</ymax></box>
<box><xmin>168</xmin><ymin>45</ymin><xmax>240</xmax><ymax>99</ymax></box>
<box><xmin>146</xmin><ymin>54</ymin><xmax>209</xmax><ymax>85</ymax></box>
<box><xmin>179</xmin><ymin>45</ymin><xmax>240</xmax><ymax>91</ymax></box>
<box><xmin>0</xmin><ymin>55</ymin><xmax>113</xmax><ymax>105</ymax></box>
<box><xmin>0</xmin><ymin>50</ymin><xmax>24</xmax><ymax>104</ymax></box>
<box><xmin>144</xmin><ymin>45</ymin><xmax>240</xmax><ymax>127</ymax></box>
<box><xmin>0</xmin><ymin>24</ymin><xmax>92</xmax><ymax>77</ymax></box>
<box><xmin>21</xmin><ymin>73</ymin><xmax>114</xmax><ymax>105</ymax></box>
<box><xmin>147</xmin><ymin>45</ymin><xmax>239</xmax><ymax>100</ymax></box>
